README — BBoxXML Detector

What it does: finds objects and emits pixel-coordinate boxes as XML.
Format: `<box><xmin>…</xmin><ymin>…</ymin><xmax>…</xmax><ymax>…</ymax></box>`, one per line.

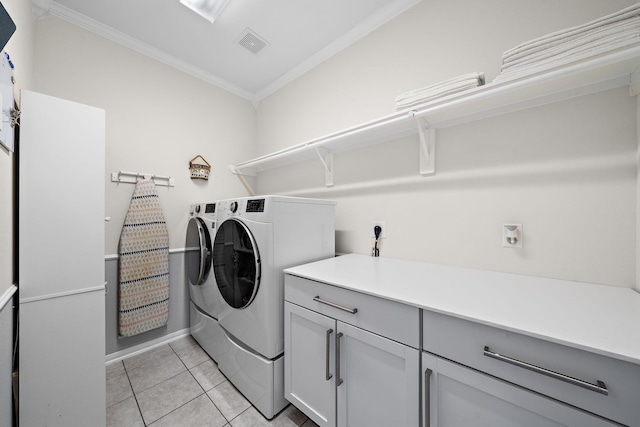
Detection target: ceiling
<box><xmin>33</xmin><ymin>0</ymin><xmax>420</xmax><ymax>104</ymax></box>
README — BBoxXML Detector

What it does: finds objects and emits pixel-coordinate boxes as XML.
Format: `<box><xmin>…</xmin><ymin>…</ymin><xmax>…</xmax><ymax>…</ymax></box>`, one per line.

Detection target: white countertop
<box><xmin>284</xmin><ymin>253</ymin><xmax>640</xmax><ymax>365</ymax></box>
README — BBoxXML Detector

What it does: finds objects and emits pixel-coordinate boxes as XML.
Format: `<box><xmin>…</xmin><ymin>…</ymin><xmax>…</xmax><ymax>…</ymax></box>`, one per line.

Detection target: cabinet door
<box><xmin>19</xmin><ymin>90</ymin><xmax>105</xmax><ymax>299</ymax></box>
<box><xmin>285</xmin><ymin>302</ymin><xmax>336</xmax><ymax>427</ymax></box>
<box><xmin>422</xmin><ymin>352</ymin><xmax>618</xmax><ymax>427</ymax></box>
<box><xmin>338</xmin><ymin>322</ymin><xmax>419</xmax><ymax>427</ymax></box>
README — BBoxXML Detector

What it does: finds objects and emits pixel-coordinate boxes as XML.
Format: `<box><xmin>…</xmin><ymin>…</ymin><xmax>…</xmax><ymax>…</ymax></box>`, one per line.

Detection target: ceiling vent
<box><xmin>237</xmin><ymin>28</ymin><xmax>268</xmax><ymax>54</ymax></box>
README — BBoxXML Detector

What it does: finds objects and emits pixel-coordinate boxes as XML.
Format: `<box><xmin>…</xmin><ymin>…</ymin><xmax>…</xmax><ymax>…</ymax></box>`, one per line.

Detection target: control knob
<box><xmin>230</xmin><ymin>201</ymin><xmax>238</xmax><ymax>213</ymax></box>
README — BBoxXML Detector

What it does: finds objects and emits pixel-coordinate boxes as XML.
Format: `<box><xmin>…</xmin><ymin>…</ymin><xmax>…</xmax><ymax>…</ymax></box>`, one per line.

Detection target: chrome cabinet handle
<box><xmin>325</xmin><ymin>329</ymin><xmax>333</xmax><ymax>381</ymax></box>
<box><xmin>336</xmin><ymin>332</ymin><xmax>344</xmax><ymax>386</ymax></box>
<box><xmin>483</xmin><ymin>346</ymin><xmax>608</xmax><ymax>395</ymax></box>
<box><xmin>424</xmin><ymin>368</ymin><xmax>433</xmax><ymax>427</ymax></box>
<box><xmin>313</xmin><ymin>296</ymin><xmax>358</xmax><ymax>314</ymax></box>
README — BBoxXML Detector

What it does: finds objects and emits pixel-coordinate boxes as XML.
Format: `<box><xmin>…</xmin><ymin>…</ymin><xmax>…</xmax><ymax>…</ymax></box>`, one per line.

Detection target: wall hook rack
<box><xmin>111</xmin><ymin>170</ymin><xmax>175</xmax><ymax>187</ymax></box>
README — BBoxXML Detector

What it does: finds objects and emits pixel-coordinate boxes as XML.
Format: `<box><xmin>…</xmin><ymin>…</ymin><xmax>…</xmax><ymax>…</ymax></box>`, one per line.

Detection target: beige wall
<box><xmin>0</xmin><ymin>0</ymin><xmax>35</xmax><ymax>295</ymax></box>
<box><xmin>33</xmin><ymin>16</ymin><xmax>256</xmax><ymax>255</ymax></box>
<box><xmin>255</xmin><ymin>0</ymin><xmax>638</xmax><ymax>287</ymax></box>
<box><xmin>17</xmin><ymin>0</ymin><xmax>640</xmax><ymax>288</ymax></box>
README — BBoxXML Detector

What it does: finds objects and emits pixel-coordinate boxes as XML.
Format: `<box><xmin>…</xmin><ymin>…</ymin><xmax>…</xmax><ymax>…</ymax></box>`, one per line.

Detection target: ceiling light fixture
<box><xmin>180</xmin><ymin>0</ymin><xmax>230</xmax><ymax>23</ymax></box>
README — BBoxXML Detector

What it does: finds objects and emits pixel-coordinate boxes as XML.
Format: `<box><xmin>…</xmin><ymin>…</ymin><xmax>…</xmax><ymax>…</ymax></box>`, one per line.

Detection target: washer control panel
<box><xmin>246</xmin><ymin>199</ymin><xmax>265</xmax><ymax>213</ymax></box>
<box><xmin>190</xmin><ymin>203</ymin><xmax>216</xmax><ymax>220</ymax></box>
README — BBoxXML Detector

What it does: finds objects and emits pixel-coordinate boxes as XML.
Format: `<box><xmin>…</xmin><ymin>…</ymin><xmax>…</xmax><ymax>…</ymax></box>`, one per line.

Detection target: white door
<box><xmin>284</xmin><ymin>302</ymin><xmax>336</xmax><ymax>427</ymax></box>
<box><xmin>337</xmin><ymin>322</ymin><xmax>419</xmax><ymax>427</ymax></box>
<box><xmin>422</xmin><ymin>352</ymin><xmax>618</xmax><ymax>427</ymax></box>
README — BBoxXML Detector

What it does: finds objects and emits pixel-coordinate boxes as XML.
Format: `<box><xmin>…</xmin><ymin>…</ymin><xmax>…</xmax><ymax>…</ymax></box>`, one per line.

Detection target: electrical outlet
<box><xmin>502</xmin><ymin>224</ymin><xmax>523</xmax><ymax>248</ymax></box>
<box><xmin>371</xmin><ymin>221</ymin><xmax>386</xmax><ymax>239</ymax></box>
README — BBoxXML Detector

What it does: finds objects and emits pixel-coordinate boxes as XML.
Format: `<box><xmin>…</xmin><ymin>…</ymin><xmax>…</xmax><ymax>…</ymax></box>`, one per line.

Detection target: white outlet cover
<box><xmin>502</xmin><ymin>224</ymin><xmax>522</xmax><ymax>248</ymax></box>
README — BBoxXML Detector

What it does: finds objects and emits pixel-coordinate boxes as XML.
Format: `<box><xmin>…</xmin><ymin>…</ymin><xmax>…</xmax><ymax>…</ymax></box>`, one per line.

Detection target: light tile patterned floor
<box><xmin>106</xmin><ymin>335</ymin><xmax>319</xmax><ymax>427</ymax></box>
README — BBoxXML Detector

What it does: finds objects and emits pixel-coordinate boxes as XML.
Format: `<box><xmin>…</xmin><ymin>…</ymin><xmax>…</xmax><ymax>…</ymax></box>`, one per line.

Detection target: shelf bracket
<box><xmin>313</xmin><ymin>146</ymin><xmax>334</xmax><ymax>187</ymax></box>
<box><xmin>228</xmin><ymin>165</ymin><xmax>257</xmax><ymax>196</ymax></box>
<box><xmin>415</xmin><ymin>115</ymin><xmax>436</xmax><ymax>176</ymax></box>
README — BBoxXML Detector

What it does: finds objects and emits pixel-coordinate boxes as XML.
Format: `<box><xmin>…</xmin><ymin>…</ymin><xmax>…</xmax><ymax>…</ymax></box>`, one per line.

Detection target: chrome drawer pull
<box><xmin>313</xmin><ymin>296</ymin><xmax>358</xmax><ymax>314</ymax></box>
<box><xmin>325</xmin><ymin>329</ymin><xmax>333</xmax><ymax>381</ymax></box>
<box><xmin>483</xmin><ymin>346</ymin><xmax>608</xmax><ymax>396</ymax></box>
<box><xmin>425</xmin><ymin>368</ymin><xmax>433</xmax><ymax>427</ymax></box>
<box><xmin>336</xmin><ymin>332</ymin><xmax>344</xmax><ymax>386</ymax></box>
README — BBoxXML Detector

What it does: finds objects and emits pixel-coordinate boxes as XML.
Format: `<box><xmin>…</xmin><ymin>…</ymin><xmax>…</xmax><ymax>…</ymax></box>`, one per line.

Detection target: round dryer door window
<box><xmin>185</xmin><ymin>217</ymin><xmax>212</xmax><ymax>287</ymax></box>
<box><xmin>213</xmin><ymin>218</ymin><xmax>261</xmax><ymax>309</ymax></box>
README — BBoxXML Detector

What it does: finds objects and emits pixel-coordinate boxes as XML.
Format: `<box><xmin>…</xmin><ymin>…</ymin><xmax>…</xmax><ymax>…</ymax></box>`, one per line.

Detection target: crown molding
<box><xmin>252</xmin><ymin>0</ymin><xmax>422</xmax><ymax>105</ymax></box>
<box><xmin>36</xmin><ymin>0</ymin><xmax>421</xmax><ymax>106</ymax></box>
<box><xmin>45</xmin><ymin>1</ymin><xmax>254</xmax><ymax>101</ymax></box>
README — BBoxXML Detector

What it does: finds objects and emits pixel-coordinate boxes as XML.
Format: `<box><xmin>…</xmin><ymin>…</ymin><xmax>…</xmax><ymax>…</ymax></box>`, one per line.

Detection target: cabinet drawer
<box><xmin>285</xmin><ymin>274</ymin><xmax>419</xmax><ymax>348</ymax></box>
<box><xmin>423</xmin><ymin>310</ymin><xmax>640</xmax><ymax>426</ymax></box>
<box><xmin>423</xmin><ymin>352</ymin><xmax>619</xmax><ymax>427</ymax></box>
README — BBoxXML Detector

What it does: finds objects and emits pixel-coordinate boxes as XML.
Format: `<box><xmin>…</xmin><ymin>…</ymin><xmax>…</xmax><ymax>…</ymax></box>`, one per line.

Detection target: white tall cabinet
<box><xmin>18</xmin><ymin>90</ymin><xmax>106</xmax><ymax>426</ymax></box>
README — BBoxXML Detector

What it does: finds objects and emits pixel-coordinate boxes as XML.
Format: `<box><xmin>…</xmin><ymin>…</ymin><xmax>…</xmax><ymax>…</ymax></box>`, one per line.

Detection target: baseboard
<box><xmin>105</xmin><ymin>327</ymin><xmax>191</xmax><ymax>365</ymax></box>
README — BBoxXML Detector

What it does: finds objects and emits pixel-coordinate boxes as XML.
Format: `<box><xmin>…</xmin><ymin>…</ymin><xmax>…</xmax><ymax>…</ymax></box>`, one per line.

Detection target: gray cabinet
<box><xmin>422</xmin><ymin>310</ymin><xmax>638</xmax><ymax>426</ymax></box>
<box><xmin>422</xmin><ymin>352</ymin><xmax>617</xmax><ymax>427</ymax></box>
<box><xmin>285</xmin><ymin>302</ymin><xmax>335</xmax><ymax>427</ymax></box>
<box><xmin>284</xmin><ymin>255</ymin><xmax>640</xmax><ymax>427</ymax></box>
<box><xmin>284</xmin><ymin>275</ymin><xmax>420</xmax><ymax>427</ymax></box>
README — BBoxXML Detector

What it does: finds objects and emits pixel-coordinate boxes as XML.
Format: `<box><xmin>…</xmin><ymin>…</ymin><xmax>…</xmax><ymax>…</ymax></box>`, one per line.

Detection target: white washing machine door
<box><xmin>213</xmin><ymin>218</ymin><xmax>261</xmax><ymax>309</ymax></box>
<box><xmin>186</xmin><ymin>217</ymin><xmax>222</xmax><ymax>318</ymax></box>
<box><xmin>186</xmin><ymin>217</ymin><xmax>212</xmax><ymax>286</ymax></box>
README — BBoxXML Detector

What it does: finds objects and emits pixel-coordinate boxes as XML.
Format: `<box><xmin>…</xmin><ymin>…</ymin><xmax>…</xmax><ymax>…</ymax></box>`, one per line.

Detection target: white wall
<box><xmin>255</xmin><ymin>0</ymin><xmax>638</xmax><ymax>287</ymax></box>
<box><xmin>33</xmin><ymin>16</ymin><xmax>256</xmax><ymax>255</ymax></box>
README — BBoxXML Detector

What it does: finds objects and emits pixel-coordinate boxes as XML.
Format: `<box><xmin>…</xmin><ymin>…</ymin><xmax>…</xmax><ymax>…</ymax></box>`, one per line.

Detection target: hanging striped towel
<box><xmin>118</xmin><ymin>179</ymin><xmax>170</xmax><ymax>337</ymax></box>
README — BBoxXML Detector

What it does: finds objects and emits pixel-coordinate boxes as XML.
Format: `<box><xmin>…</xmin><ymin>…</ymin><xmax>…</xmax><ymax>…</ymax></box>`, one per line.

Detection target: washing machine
<box><xmin>185</xmin><ymin>202</ymin><xmax>229</xmax><ymax>363</ymax></box>
<box><xmin>212</xmin><ymin>195</ymin><xmax>335</xmax><ymax>419</ymax></box>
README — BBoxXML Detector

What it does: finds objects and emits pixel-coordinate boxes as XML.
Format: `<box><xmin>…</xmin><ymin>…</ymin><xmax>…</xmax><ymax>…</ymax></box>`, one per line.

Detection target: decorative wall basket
<box><xmin>189</xmin><ymin>155</ymin><xmax>211</xmax><ymax>180</ymax></box>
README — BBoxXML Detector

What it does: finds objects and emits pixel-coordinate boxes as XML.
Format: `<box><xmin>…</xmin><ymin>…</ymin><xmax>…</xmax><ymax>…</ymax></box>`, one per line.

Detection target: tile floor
<box><xmin>106</xmin><ymin>335</ymin><xmax>319</xmax><ymax>427</ymax></box>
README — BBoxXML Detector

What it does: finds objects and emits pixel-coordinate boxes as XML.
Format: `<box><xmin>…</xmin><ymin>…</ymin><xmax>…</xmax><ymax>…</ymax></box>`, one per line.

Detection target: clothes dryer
<box><xmin>185</xmin><ymin>203</ymin><xmax>228</xmax><ymax>362</ymax></box>
<box><xmin>212</xmin><ymin>196</ymin><xmax>335</xmax><ymax>419</ymax></box>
